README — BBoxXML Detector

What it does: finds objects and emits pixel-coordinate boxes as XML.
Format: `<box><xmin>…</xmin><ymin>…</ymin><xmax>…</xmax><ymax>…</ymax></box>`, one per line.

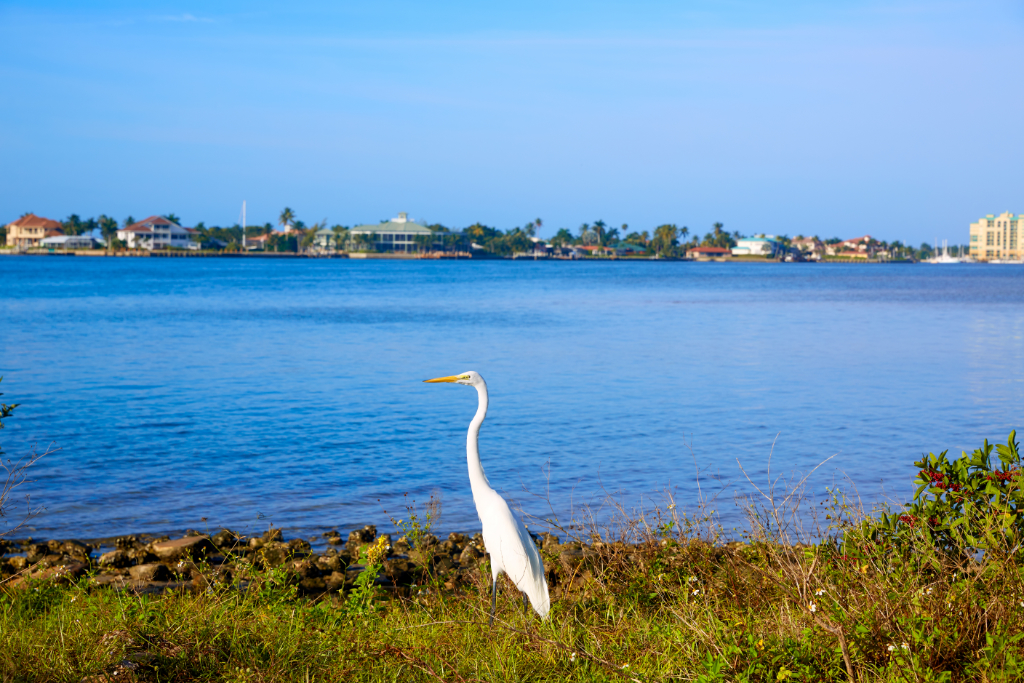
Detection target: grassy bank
<box><xmin>3</xmin><ymin>435</ymin><xmax>1024</xmax><ymax>682</ymax></box>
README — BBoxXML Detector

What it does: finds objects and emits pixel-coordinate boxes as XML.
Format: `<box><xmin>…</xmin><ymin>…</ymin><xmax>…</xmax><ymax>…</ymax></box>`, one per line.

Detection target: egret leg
<box><xmin>489</xmin><ymin>578</ymin><xmax>498</xmax><ymax>626</ymax></box>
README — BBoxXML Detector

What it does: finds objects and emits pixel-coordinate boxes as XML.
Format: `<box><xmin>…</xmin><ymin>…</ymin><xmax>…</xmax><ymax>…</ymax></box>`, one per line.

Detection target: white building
<box><xmin>349</xmin><ymin>212</ymin><xmax>437</xmax><ymax>252</ymax></box>
<box><xmin>791</xmin><ymin>237</ymin><xmax>824</xmax><ymax>259</ymax></box>
<box><xmin>731</xmin><ymin>236</ymin><xmax>782</xmax><ymax>257</ymax></box>
<box><xmin>40</xmin><ymin>235</ymin><xmax>100</xmax><ymax>249</ymax></box>
<box><xmin>117</xmin><ymin>216</ymin><xmax>198</xmax><ymax>250</ymax></box>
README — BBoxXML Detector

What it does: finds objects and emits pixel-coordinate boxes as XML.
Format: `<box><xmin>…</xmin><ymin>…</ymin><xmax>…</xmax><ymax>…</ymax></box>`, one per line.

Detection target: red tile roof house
<box><xmin>245</xmin><ymin>233</ymin><xmax>272</xmax><ymax>250</ymax></box>
<box><xmin>686</xmin><ymin>246</ymin><xmax>732</xmax><ymax>260</ymax></box>
<box><xmin>5</xmin><ymin>213</ymin><xmax>63</xmax><ymax>247</ymax></box>
<box><xmin>116</xmin><ymin>216</ymin><xmax>198</xmax><ymax>250</ymax></box>
<box><xmin>826</xmin><ymin>235</ymin><xmax>879</xmax><ymax>259</ymax></box>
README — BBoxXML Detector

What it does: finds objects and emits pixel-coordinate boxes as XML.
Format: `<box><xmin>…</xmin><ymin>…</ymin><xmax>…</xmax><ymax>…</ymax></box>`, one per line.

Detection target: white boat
<box><xmin>928</xmin><ymin>239</ymin><xmax>967</xmax><ymax>264</ymax></box>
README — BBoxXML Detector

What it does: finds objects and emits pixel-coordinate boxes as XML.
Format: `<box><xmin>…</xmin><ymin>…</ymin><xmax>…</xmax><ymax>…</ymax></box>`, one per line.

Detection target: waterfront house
<box><xmin>40</xmin><ymin>235</ymin><xmax>100</xmax><ymax>249</ymax></box>
<box><xmin>349</xmin><ymin>212</ymin><xmax>436</xmax><ymax>253</ymax></box>
<box><xmin>117</xmin><ymin>216</ymin><xmax>198</xmax><ymax>250</ymax></box>
<box><xmin>731</xmin><ymin>236</ymin><xmax>782</xmax><ymax>257</ymax></box>
<box><xmin>614</xmin><ymin>242</ymin><xmax>649</xmax><ymax>256</ymax></box>
<box><xmin>969</xmin><ymin>212</ymin><xmax>1022</xmax><ymax>262</ymax></box>
<box><xmin>826</xmin><ymin>235</ymin><xmax>878</xmax><ymax>258</ymax></box>
<box><xmin>5</xmin><ymin>213</ymin><xmax>63</xmax><ymax>247</ymax></box>
<box><xmin>791</xmin><ymin>237</ymin><xmax>824</xmax><ymax>260</ymax></box>
<box><xmin>246</xmin><ymin>233</ymin><xmax>271</xmax><ymax>250</ymax></box>
<box><xmin>687</xmin><ymin>246</ymin><xmax>732</xmax><ymax>259</ymax></box>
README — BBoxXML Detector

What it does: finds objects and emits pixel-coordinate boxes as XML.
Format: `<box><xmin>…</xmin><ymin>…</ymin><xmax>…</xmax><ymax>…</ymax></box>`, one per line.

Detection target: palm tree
<box><xmin>164</xmin><ymin>213</ymin><xmax>181</xmax><ymax>225</ymax></box>
<box><xmin>578</xmin><ymin>223</ymin><xmax>595</xmax><ymax>246</ymax></box>
<box><xmin>652</xmin><ymin>224</ymin><xmax>680</xmax><ymax>257</ymax></box>
<box><xmin>302</xmin><ymin>219</ymin><xmax>327</xmax><ymax>250</ymax></box>
<box><xmin>98</xmin><ymin>215</ymin><xmax>119</xmax><ymax>252</ymax></box>
<box><xmin>331</xmin><ymin>226</ymin><xmax>349</xmax><ymax>252</ymax></box>
<box><xmin>279</xmin><ymin>207</ymin><xmax>295</xmax><ymax>232</ymax></box>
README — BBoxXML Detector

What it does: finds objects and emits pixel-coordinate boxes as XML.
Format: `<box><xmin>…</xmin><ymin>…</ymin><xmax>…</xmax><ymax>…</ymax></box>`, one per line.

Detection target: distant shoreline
<box><xmin>0</xmin><ymin>249</ymin><xmax>925</xmax><ymax>264</ymax></box>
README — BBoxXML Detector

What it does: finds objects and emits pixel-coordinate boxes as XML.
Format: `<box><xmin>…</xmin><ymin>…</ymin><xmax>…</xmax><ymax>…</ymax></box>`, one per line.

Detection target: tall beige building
<box><xmin>970</xmin><ymin>212</ymin><xmax>1023</xmax><ymax>261</ymax></box>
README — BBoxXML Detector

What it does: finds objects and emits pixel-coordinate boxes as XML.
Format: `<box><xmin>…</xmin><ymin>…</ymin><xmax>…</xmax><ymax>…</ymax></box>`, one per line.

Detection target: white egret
<box><xmin>424</xmin><ymin>371</ymin><xmax>550</xmax><ymax>624</ymax></box>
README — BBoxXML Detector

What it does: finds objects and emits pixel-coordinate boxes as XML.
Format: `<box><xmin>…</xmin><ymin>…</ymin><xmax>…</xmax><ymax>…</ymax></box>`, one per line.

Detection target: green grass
<box><xmin>2</xmin><ymin>522</ymin><xmax>1023</xmax><ymax>682</ymax></box>
<box><xmin>5</xmin><ymin>431</ymin><xmax>1024</xmax><ymax>682</ymax></box>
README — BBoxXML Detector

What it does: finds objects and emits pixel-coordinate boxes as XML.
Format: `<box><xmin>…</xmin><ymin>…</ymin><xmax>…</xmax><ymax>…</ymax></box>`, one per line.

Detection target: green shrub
<box><xmin>877</xmin><ymin>431</ymin><xmax>1022</xmax><ymax>554</ymax></box>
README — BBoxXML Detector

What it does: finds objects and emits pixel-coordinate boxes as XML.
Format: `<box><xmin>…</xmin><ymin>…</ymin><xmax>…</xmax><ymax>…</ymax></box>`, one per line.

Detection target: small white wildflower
<box><xmin>70</xmin><ymin>597</ymin><xmax>76</xmax><ymax>603</ymax></box>
<box><xmin>570</xmin><ymin>652</ymin><xmax>576</xmax><ymax>662</ymax></box>
<box><xmin>622</xmin><ymin>664</ymin><xmax>630</xmax><ymax>669</ymax></box>
<box><xmin>692</xmin><ymin>589</ymin><xmax>700</xmax><ymax>595</ymax></box>
<box><xmin>926</xmin><ymin>587</ymin><xmax>933</xmax><ymax>595</ymax></box>
<box><xmin>668</xmin><ymin>504</ymin><xmax>676</xmax><ymax>510</ymax></box>
<box><xmin>815</xmin><ymin>589</ymin><xmax>825</xmax><ymax>596</ymax></box>
<box><xmin>688</xmin><ymin>576</ymin><xmax>698</xmax><ymax>583</ymax></box>
<box><xmin>887</xmin><ymin>645</ymin><xmax>895</xmax><ymax>652</ymax></box>
<box><xmin>901</xmin><ymin>642</ymin><xmax>909</xmax><ymax>650</ymax></box>
<box><xmin>809</xmin><ymin>602</ymin><xmax>817</xmax><ymax>613</ymax></box>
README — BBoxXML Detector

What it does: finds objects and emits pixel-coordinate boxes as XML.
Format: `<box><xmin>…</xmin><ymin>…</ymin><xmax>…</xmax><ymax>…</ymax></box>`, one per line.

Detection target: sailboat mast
<box><xmin>242</xmin><ymin>201</ymin><xmax>247</xmax><ymax>250</ymax></box>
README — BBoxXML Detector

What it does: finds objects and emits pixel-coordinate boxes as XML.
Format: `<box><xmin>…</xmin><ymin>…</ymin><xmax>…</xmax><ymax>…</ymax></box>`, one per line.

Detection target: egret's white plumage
<box><xmin>424</xmin><ymin>371</ymin><xmax>550</xmax><ymax>621</ymax></box>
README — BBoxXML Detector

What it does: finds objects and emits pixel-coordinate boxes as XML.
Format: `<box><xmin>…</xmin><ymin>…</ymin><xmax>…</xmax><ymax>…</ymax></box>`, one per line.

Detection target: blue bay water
<box><xmin>1</xmin><ymin>257</ymin><xmax>1023</xmax><ymax>541</ymax></box>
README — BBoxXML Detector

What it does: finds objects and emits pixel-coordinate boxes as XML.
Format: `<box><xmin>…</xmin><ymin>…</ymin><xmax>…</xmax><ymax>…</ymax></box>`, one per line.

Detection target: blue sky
<box><xmin>2</xmin><ymin>1</ymin><xmax>1021</xmax><ymax>243</ymax></box>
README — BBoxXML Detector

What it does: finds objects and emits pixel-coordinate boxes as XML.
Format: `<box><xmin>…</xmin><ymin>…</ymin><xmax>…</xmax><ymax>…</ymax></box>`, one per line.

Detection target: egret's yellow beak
<box><xmin>423</xmin><ymin>375</ymin><xmax>460</xmax><ymax>383</ymax></box>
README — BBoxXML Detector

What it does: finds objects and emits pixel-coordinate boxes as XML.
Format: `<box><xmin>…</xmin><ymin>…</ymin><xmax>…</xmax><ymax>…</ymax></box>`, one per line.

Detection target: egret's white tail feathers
<box><xmin>479</xmin><ymin>491</ymin><xmax>551</xmax><ymax>619</ymax></box>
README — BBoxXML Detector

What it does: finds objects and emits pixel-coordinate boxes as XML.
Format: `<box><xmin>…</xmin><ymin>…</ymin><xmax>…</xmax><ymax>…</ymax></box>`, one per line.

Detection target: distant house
<box><xmin>40</xmin><ymin>235</ymin><xmax>99</xmax><ymax>249</ymax></box>
<box><xmin>349</xmin><ymin>212</ymin><xmax>436</xmax><ymax>253</ymax></box>
<box><xmin>246</xmin><ymin>233</ymin><xmax>271</xmax><ymax>250</ymax></box>
<box><xmin>614</xmin><ymin>242</ymin><xmax>649</xmax><ymax>256</ymax></box>
<box><xmin>791</xmin><ymin>237</ymin><xmax>824</xmax><ymax>260</ymax></box>
<box><xmin>827</xmin><ymin>235</ymin><xmax>878</xmax><ymax>258</ymax></box>
<box><xmin>575</xmin><ymin>245</ymin><xmax>615</xmax><ymax>256</ymax></box>
<box><xmin>5</xmin><ymin>213</ymin><xmax>63</xmax><ymax>247</ymax></box>
<box><xmin>312</xmin><ymin>227</ymin><xmax>345</xmax><ymax>251</ymax></box>
<box><xmin>731</xmin><ymin>236</ymin><xmax>782</xmax><ymax>257</ymax></box>
<box><xmin>687</xmin><ymin>246</ymin><xmax>732</xmax><ymax>259</ymax></box>
<box><xmin>117</xmin><ymin>216</ymin><xmax>198</xmax><ymax>250</ymax></box>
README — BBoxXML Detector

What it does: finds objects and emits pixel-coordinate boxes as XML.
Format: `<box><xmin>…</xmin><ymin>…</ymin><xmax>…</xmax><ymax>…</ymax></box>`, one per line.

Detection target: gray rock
<box><xmin>299</xmin><ymin>577</ymin><xmax>325</xmax><ymax>593</ymax></box>
<box><xmin>290</xmin><ymin>559</ymin><xmax>320</xmax><ymax>579</ymax></box>
<box><xmin>317</xmin><ymin>554</ymin><xmax>345</xmax><ymax>573</ymax></box>
<box><xmin>129</xmin><ymin>563</ymin><xmax>171</xmax><ymax>582</ymax></box>
<box><xmin>98</xmin><ymin>549</ymin><xmax>130</xmax><ymax>568</ymax></box>
<box><xmin>25</xmin><ymin>544</ymin><xmax>47</xmax><ymax>563</ymax></box>
<box><xmin>347</xmin><ymin>525</ymin><xmax>377</xmax><ymax>548</ymax></box>
<box><xmin>257</xmin><ymin>542</ymin><xmax>290</xmax><ymax>567</ymax></box>
<box><xmin>458</xmin><ymin>545</ymin><xmax>483</xmax><ymax>565</ymax></box>
<box><xmin>115</xmin><ymin>536</ymin><xmax>140</xmax><ymax>550</ymax></box>
<box><xmin>287</xmin><ymin>539</ymin><xmax>311</xmax><ymax>555</ymax></box>
<box><xmin>211</xmin><ymin>529</ymin><xmax>240</xmax><ymax>548</ymax></box>
<box><xmin>60</xmin><ymin>540</ymin><xmax>91</xmax><ymax>559</ymax></box>
<box><xmin>417</xmin><ymin>533</ymin><xmax>439</xmax><ymax>549</ymax></box>
<box><xmin>539</xmin><ymin>533</ymin><xmax>561</xmax><ymax>552</ymax></box>
<box><xmin>324</xmin><ymin>571</ymin><xmax>347</xmax><ymax>592</ymax></box>
<box><xmin>151</xmin><ymin>536</ymin><xmax>217</xmax><ymax>562</ymax></box>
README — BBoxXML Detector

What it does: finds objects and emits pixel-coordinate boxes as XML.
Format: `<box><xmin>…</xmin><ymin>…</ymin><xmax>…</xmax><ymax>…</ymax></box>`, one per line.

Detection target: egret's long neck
<box><xmin>467</xmin><ymin>382</ymin><xmax>493</xmax><ymax>495</ymax></box>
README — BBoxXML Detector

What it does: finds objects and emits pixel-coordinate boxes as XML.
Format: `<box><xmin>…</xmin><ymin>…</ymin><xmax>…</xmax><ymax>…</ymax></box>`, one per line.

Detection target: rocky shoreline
<box><xmin>0</xmin><ymin>525</ymin><xmax>601</xmax><ymax>596</ymax></box>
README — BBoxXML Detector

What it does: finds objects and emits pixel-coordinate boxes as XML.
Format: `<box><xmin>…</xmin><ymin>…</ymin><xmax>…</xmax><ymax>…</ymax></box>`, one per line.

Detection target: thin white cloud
<box><xmin>153</xmin><ymin>13</ymin><xmax>214</xmax><ymax>23</ymax></box>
